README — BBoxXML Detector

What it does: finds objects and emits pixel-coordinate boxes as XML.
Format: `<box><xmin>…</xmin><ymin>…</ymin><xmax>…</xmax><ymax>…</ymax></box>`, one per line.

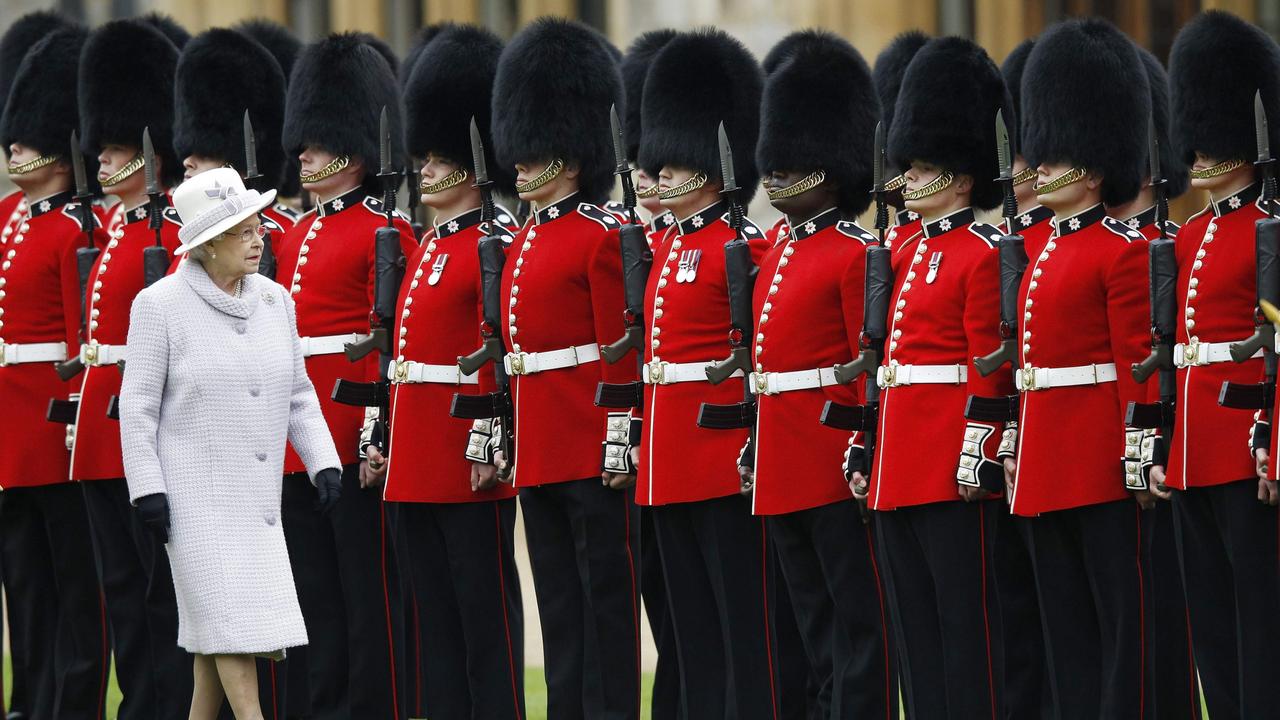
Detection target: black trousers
<box><xmin>0</xmin><ymin>483</ymin><xmax>109</xmax><ymax>720</ymax></box>
<box><xmin>281</xmin><ymin>465</ymin><xmax>405</xmax><ymax>720</ymax></box>
<box><xmin>396</xmin><ymin>498</ymin><xmax>524</xmax><ymax>720</ymax></box>
<box><xmin>651</xmin><ymin>494</ymin><xmax>780</xmax><ymax>720</ymax></box>
<box><xmin>81</xmin><ymin>478</ymin><xmax>191</xmax><ymax>720</ymax></box>
<box><xmin>1172</xmin><ymin>478</ymin><xmax>1280</xmax><ymax>720</ymax></box>
<box><xmin>767</xmin><ymin>500</ymin><xmax>896</xmax><ymax>720</ymax></box>
<box><xmin>639</xmin><ymin>505</ymin><xmax>681</xmax><ymax>720</ymax></box>
<box><xmin>518</xmin><ymin>479</ymin><xmax>641</xmax><ymax>720</ymax></box>
<box><xmin>993</xmin><ymin>509</ymin><xmax>1049</xmax><ymax>720</ymax></box>
<box><xmin>1025</xmin><ymin>499</ymin><xmax>1146</xmax><ymax>720</ymax></box>
<box><xmin>1142</xmin><ymin>501</ymin><xmax>1200</xmax><ymax>720</ymax></box>
<box><xmin>876</xmin><ymin>500</ymin><xmax>1002</xmax><ymax>719</ymax></box>
<box><xmin>772</xmin><ymin>568</ymin><xmax>820</xmax><ymax>720</ymax></box>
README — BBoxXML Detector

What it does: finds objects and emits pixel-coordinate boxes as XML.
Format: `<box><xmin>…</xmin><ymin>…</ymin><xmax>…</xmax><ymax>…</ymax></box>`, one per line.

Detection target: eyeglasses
<box><xmin>220</xmin><ymin>224</ymin><xmax>267</xmax><ymax>244</ymax></box>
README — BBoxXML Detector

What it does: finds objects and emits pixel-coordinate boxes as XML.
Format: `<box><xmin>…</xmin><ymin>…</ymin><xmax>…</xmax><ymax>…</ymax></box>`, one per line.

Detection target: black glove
<box><xmin>135</xmin><ymin>493</ymin><xmax>170</xmax><ymax>544</ymax></box>
<box><xmin>315</xmin><ymin>467</ymin><xmax>342</xmax><ymax>515</ymax></box>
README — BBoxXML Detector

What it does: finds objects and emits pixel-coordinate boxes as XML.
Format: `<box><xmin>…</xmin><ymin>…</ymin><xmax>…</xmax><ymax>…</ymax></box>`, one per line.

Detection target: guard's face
<box><xmin>635</xmin><ymin>168</ymin><xmax>662</xmax><ymax>216</ymax></box>
<box><xmin>298</xmin><ymin>145</ymin><xmax>362</xmax><ymax>198</ymax></box>
<box><xmin>98</xmin><ymin>143</ymin><xmax>146</xmax><ymax>196</ymax></box>
<box><xmin>1189</xmin><ymin>151</ymin><xmax>1254</xmax><ymax>192</ymax></box>
<box><xmin>6</xmin><ymin>142</ymin><xmax>64</xmax><ymax>190</ymax></box>
<box><xmin>902</xmin><ymin>161</ymin><xmax>951</xmax><ymax>217</ymax></box>
<box><xmin>183</xmin><ymin>155</ymin><xmax>226</xmax><ymax>180</ymax></box>
<box><xmin>763</xmin><ymin>169</ymin><xmax>837</xmax><ymax>220</ymax></box>
<box><xmin>1034</xmin><ymin>161</ymin><xmax>1099</xmax><ymax>211</ymax></box>
<box><xmin>419</xmin><ymin>153</ymin><xmax>471</xmax><ymax>210</ymax></box>
<box><xmin>658</xmin><ymin>165</ymin><xmax>721</xmax><ymax>216</ymax></box>
<box><xmin>513</xmin><ymin>159</ymin><xmax>577</xmax><ymax>205</ymax></box>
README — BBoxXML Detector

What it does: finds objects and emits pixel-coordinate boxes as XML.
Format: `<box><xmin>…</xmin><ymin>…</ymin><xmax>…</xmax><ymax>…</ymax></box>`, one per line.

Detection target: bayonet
<box><xmin>470</xmin><ymin>116</ymin><xmax>491</xmax><ymax>191</ymax></box>
<box><xmin>379</xmin><ymin>106</ymin><xmax>393</xmax><ymax>177</ymax></box>
<box><xmin>718</xmin><ymin>121</ymin><xmax>739</xmax><ymax>196</ymax></box>
<box><xmin>871</xmin><ymin>121</ymin><xmax>889</xmax><ymax>241</ymax></box>
<box><xmin>1256</xmin><ymin>89</ymin><xmax>1276</xmax><ymax>217</ymax></box>
<box><xmin>54</xmin><ymin>131</ymin><xmax>102</xmax><ymax>381</ymax></box>
<box><xmin>142</xmin><ymin>127</ymin><xmax>160</xmax><ymax>198</ymax></box>
<box><xmin>995</xmin><ymin>109</ymin><xmax>1018</xmax><ymax>227</ymax></box>
<box><xmin>610</xmin><ymin>104</ymin><xmax>629</xmax><ymax>176</ymax></box>
<box><xmin>600</xmin><ymin>104</ymin><xmax>652</xmax><ymax>366</ymax></box>
<box><xmin>243</xmin><ymin>110</ymin><xmax>260</xmax><ymax>186</ymax></box>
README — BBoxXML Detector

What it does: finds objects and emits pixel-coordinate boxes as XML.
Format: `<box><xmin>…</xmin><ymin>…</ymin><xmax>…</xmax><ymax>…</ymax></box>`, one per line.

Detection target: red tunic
<box><xmin>0</xmin><ymin>189</ymin><xmax>22</xmax><ymax>227</ymax></box>
<box><xmin>499</xmin><ymin>193</ymin><xmax>636</xmax><ymax>487</ymax></box>
<box><xmin>1010</xmin><ymin>204</ymin><xmax>1151</xmax><ymax>515</ymax></box>
<box><xmin>71</xmin><ymin>200</ymin><xmax>182</xmax><ymax>481</ymax></box>
<box><xmin>0</xmin><ymin>191</ymin><xmax>94</xmax><ymax>488</ymax></box>
<box><xmin>750</xmin><ymin>209</ymin><xmax>872</xmax><ymax>515</ymax></box>
<box><xmin>262</xmin><ymin>202</ymin><xmax>300</xmax><ymax>232</ymax></box>
<box><xmin>764</xmin><ymin>216</ymin><xmax>789</xmax><ymax>245</ymax></box>
<box><xmin>1012</xmin><ymin>204</ymin><xmax>1056</xmax><ymax>258</ymax></box>
<box><xmin>867</xmin><ymin>208</ymin><xmax>1013</xmax><ymax>511</ymax></box>
<box><xmin>383</xmin><ymin>209</ymin><xmax>517</xmax><ymax>503</ymax></box>
<box><xmin>636</xmin><ymin>201</ymin><xmax>768</xmax><ymax>506</ymax></box>
<box><xmin>275</xmin><ymin>188</ymin><xmax>417</xmax><ymax>472</ymax></box>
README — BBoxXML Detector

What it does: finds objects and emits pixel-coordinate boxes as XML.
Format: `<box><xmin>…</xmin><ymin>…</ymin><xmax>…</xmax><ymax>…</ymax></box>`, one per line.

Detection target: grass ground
<box><xmin>3</xmin><ymin>655</ymin><xmax>652</xmax><ymax>720</ymax></box>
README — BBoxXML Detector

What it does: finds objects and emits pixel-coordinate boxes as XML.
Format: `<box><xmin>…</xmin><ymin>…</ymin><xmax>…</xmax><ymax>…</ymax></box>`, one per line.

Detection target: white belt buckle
<box><xmin>647</xmin><ymin>361</ymin><xmax>668</xmax><ymax>385</ymax></box>
<box><xmin>505</xmin><ymin>352</ymin><xmax>529</xmax><ymax>376</ymax></box>
<box><xmin>0</xmin><ymin>344</ymin><xmax>6</xmax><ymax>367</ymax></box>
<box><xmin>1021</xmin><ymin>366</ymin><xmax>1039</xmax><ymax>392</ymax></box>
<box><xmin>877</xmin><ymin>361</ymin><xmax>899</xmax><ymax>389</ymax></box>
<box><xmin>392</xmin><ymin>360</ymin><xmax>409</xmax><ymax>383</ymax></box>
<box><xmin>750</xmin><ymin>371</ymin><xmax>772</xmax><ymax>395</ymax></box>
<box><xmin>1183</xmin><ymin>340</ymin><xmax>1201</xmax><ymax>367</ymax></box>
<box><xmin>81</xmin><ymin>342</ymin><xmax>101</xmax><ymax>366</ymax></box>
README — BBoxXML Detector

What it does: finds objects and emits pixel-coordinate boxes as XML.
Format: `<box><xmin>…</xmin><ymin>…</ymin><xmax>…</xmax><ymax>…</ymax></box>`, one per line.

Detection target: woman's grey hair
<box><xmin>187</xmin><ymin>243</ymin><xmax>213</xmax><ymax>263</ymax></box>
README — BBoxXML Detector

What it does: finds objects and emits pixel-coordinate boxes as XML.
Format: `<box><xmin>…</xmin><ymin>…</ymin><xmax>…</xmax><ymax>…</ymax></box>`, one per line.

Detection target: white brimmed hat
<box><xmin>173</xmin><ymin>167</ymin><xmax>276</xmax><ymax>254</ymax></box>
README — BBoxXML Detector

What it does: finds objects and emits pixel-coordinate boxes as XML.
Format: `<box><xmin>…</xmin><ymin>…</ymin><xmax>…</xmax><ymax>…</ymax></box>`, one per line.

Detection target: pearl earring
<box><xmin>210</xmin><ymin>251</ymin><xmax>217</xmax><ymax>259</ymax></box>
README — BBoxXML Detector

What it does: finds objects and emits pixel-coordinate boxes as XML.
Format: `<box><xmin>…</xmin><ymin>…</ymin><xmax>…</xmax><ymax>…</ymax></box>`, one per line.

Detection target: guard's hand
<box><xmin>471</xmin><ymin>461</ymin><xmax>499</xmax><ymax>492</ymax></box>
<box><xmin>135</xmin><ymin>493</ymin><xmax>170</xmax><ymax>544</ymax></box>
<box><xmin>1255</xmin><ymin>448</ymin><xmax>1270</xmax><ymax>481</ymax></box>
<box><xmin>849</xmin><ymin>471</ymin><xmax>870</xmax><ymax>523</ymax></box>
<box><xmin>602</xmin><ymin>447</ymin><xmax>638</xmax><ymax>490</ymax></box>
<box><xmin>959</xmin><ymin>485</ymin><xmax>992</xmax><ymax>503</ymax></box>
<box><xmin>738</xmin><ymin>465</ymin><xmax>755</xmax><ymax>495</ymax></box>
<box><xmin>1149</xmin><ymin>466</ymin><xmax>1172</xmax><ymax>501</ymax></box>
<box><xmin>1259</xmin><ymin>477</ymin><xmax>1279</xmax><ymax>506</ymax></box>
<box><xmin>315</xmin><ymin>467</ymin><xmax>342</xmax><ymax>514</ymax></box>
<box><xmin>1133</xmin><ymin>488</ymin><xmax>1157</xmax><ymax>510</ymax></box>
<box><xmin>1002</xmin><ymin>458</ymin><xmax>1017</xmax><ymax>497</ymax></box>
<box><xmin>358</xmin><ymin>458</ymin><xmax>385</xmax><ymax>489</ymax></box>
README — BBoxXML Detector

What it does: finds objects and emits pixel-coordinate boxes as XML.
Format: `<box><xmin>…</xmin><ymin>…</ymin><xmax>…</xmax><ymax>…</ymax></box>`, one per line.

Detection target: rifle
<box><xmin>242</xmin><ymin>110</ymin><xmax>277</xmax><ymax>281</ymax></box>
<box><xmin>696</xmin><ymin>123</ymin><xmax>758</xmax><ymax>431</ymax></box>
<box><xmin>597</xmin><ymin>104</ymin><xmax>652</xmax><ymax>410</ymax></box>
<box><xmin>819</xmin><ymin>121</ymin><xmax>892</xmax><ymax>458</ymax></box>
<box><xmin>141</xmin><ymin>127</ymin><xmax>170</xmax><ymax>288</ymax></box>
<box><xmin>450</xmin><ymin>116</ymin><xmax>515</xmax><ymax>478</ymax></box>
<box><xmin>331</xmin><ymin>107</ymin><xmax>406</xmax><ymax>456</ymax></box>
<box><xmin>1126</xmin><ymin>114</ymin><xmax>1178</xmax><ymax>440</ymax></box>
<box><xmin>965</xmin><ymin>109</ymin><xmax>1028</xmax><ymax>425</ymax></box>
<box><xmin>1220</xmin><ymin>90</ymin><xmax>1280</xmax><ymax>411</ymax></box>
<box><xmin>53</xmin><ymin>131</ymin><xmax>102</xmax><ymax>382</ymax></box>
<box><xmin>406</xmin><ymin>160</ymin><xmax>426</xmax><ymax>241</ymax></box>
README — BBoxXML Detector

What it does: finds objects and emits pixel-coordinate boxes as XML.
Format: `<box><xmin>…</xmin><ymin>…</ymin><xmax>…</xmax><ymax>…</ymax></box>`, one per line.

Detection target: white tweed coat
<box><xmin>120</xmin><ymin>260</ymin><xmax>340</xmax><ymax>655</ymax></box>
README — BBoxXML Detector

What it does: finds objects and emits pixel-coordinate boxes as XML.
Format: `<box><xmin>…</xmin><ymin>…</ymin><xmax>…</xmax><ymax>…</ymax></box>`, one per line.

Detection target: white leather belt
<box><xmin>643</xmin><ymin>360</ymin><xmax>739</xmax><ymax>385</ymax></box>
<box><xmin>390</xmin><ymin>359</ymin><xmax>479</xmax><ymax>385</ymax></box>
<box><xmin>750</xmin><ymin>367</ymin><xmax>838</xmax><ymax>395</ymax></box>
<box><xmin>504</xmin><ymin>343</ymin><xmax>600</xmax><ymax>376</ymax></box>
<box><xmin>299</xmin><ymin>333</ymin><xmax>366</xmax><ymax>358</ymax></box>
<box><xmin>1016</xmin><ymin>362</ymin><xmax>1117</xmax><ymax>391</ymax></box>
<box><xmin>0</xmin><ymin>341</ymin><xmax>67</xmax><ymax>366</ymax></box>
<box><xmin>1175</xmin><ymin>340</ymin><xmax>1260</xmax><ymax>367</ymax></box>
<box><xmin>877</xmin><ymin>362</ymin><xmax>967</xmax><ymax>389</ymax></box>
<box><xmin>79</xmin><ymin>342</ymin><xmax>127</xmax><ymax>366</ymax></box>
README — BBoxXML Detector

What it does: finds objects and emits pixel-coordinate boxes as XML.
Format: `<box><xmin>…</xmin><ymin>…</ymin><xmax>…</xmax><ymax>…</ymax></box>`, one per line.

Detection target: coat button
<box><xmin>266</xmin><ymin>515</ymin><xmax>277</xmax><ymax>526</ymax></box>
<box><xmin>235</xmin><ymin>323</ymin><xmax>247</xmax><ymax>334</ymax></box>
<box><xmin>250</xmin><ymin>388</ymin><xmax>260</xmax><ymax>397</ymax></box>
<box><xmin>256</xmin><ymin>452</ymin><xmax>267</xmax><ymax>461</ymax></box>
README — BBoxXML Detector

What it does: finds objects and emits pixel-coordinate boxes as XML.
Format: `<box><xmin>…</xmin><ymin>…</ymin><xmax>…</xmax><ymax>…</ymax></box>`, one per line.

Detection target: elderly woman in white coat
<box><xmin>120</xmin><ymin>167</ymin><xmax>342</xmax><ymax>720</ymax></box>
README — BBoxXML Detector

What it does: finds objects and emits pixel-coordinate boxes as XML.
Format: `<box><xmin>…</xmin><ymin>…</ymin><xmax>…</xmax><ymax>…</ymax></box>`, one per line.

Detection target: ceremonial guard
<box><xmin>1167</xmin><ymin>10</ymin><xmax>1280</xmax><ymax>717</ymax></box>
<box><xmin>0</xmin><ymin>22</ymin><xmax>109</xmax><ymax>720</ymax></box>
<box><xmin>747</xmin><ymin>30</ymin><xmax>898</xmax><ymax>720</ymax></box>
<box><xmin>871</xmin><ymin>31</ymin><xmax>928</xmax><ymax>249</ymax></box>
<box><xmin>1010</xmin><ymin>19</ymin><xmax>1154</xmax><ymax>718</ymax></box>
<box><xmin>1107</xmin><ymin>44</ymin><xmax>1202</xmax><ymax>720</ymax></box>
<box><xmin>276</xmin><ymin>33</ymin><xmax>414</xmax><ymax>719</ymax></box>
<box><xmin>360</xmin><ymin>24</ymin><xmax>526</xmax><ymax>719</ymax></box>
<box><xmin>992</xmin><ymin>34</ymin><xmax>1051</xmax><ymax>720</ymax></box>
<box><xmin>488</xmin><ymin>18</ymin><xmax>641</xmax><ymax>719</ymax></box>
<box><xmin>629</xmin><ymin>29</ymin><xmax>780</xmax><ymax>719</ymax></box>
<box><xmin>868</xmin><ymin>35</ymin><xmax>1011</xmax><ymax>719</ymax></box>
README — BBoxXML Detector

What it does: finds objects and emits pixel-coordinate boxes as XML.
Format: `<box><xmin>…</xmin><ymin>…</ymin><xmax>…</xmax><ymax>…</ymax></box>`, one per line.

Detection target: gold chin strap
<box><xmin>420</xmin><ymin>168</ymin><xmax>469</xmax><ymax>195</ymax></box>
<box><xmin>7</xmin><ymin>154</ymin><xmax>61</xmax><ymax>177</ymax></box>
<box><xmin>1034</xmin><ymin>166</ymin><xmax>1086</xmax><ymax>196</ymax></box>
<box><xmin>636</xmin><ymin>183</ymin><xmax>661</xmax><ymax>199</ymax></box>
<box><xmin>100</xmin><ymin>153</ymin><xmax>145</xmax><ymax>187</ymax></box>
<box><xmin>515</xmin><ymin>158</ymin><xmax>565</xmax><ymax>194</ymax></box>
<box><xmin>658</xmin><ymin>172</ymin><xmax>708</xmax><ymax>200</ymax></box>
<box><xmin>765</xmin><ymin>170</ymin><xmax>826</xmax><ymax>201</ymax></box>
<box><xmin>299</xmin><ymin>155</ymin><xmax>351</xmax><ymax>185</ymax></box>
<box><xmin>1189</xmin><ymin>158</ymin><xmax>1247</xmax><ymax>180</ymax></box>
<box><xmin>901</xmin><ymin>170</ymin><xmax>954</xmax><ymax>201</ymax></box>
<box><xmin>1012</xmin><ymin>166</ymin><xmax>1038</xmax><ymax>187</ymax></box>
<box><xmin>884</xmin><ymin>173</ymin><xmax>908</xmax><ymax>192</ymax></box>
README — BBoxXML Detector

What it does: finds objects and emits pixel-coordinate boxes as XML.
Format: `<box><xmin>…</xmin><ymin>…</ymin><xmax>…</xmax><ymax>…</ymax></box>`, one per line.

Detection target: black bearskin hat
<box><xmin>757</xmin><ymin>31</ymin><xmax>879</xmax><ymax>215</ymax></box>
<box><xmin>173</xmin><ymin>28</ymin><xmax>286</xmax><ymax>190</ymax></box>
<box><xmin>1022</xmin><ymin>18</ymin><xmax>1150</xmax><ymax>207</ymax></box>
<box><xmin>639</xmin><ymin>28</ymin><xmax>763</xmax><ymax>202</ymax></box>
<box><xmin>1169</xmin><ymin>10</ymin><xmax>1280</xmax><ymax>166</ymax></box>
<box><xmin>235</xmin><ymin>19</ymin><xmax>301</xmax><ymax>82</ymax></box>
<box><xmin>354</xmin><ymin>32</ymin><xmax>399</xmax><ymax>78</ymax></box>
<box><xmin>873</xmin><ymin>31</ymin><xmax>929</xmax><ymax>140</ymax></box>
<box><xmin>1</xmin><ymin>11</ymin><xmax>71</xmax><ymax>117</ymax></box>
<box><xmin>1138</xmin><ymin>46</ymin><xmax>1189</xmax><ymax>199</ymax></box>
<box><xmin>404</xmin><ymin>24</ymin><xmax>514</xmax><ymax>194</ymax></box>
<box><xmin>78</xmin><ymin>18</ymin><xmax>185</xmax><ymax>187</ymax></box>
<box><xmin>400</xmin><ymin>24</ymin><xmax>449</xmax><ymax>86</ymax></box>
<box><xmin>1</xmin><ymin>26</ymin><xmax>88</xmax><ymax>158</ymax></box>
<box><xmin>1001</xmin><ymin>38</ymin><xmax>1034</xmax><ymax>151</ymax></box>
<box><xmin>889</xmin><ymin>37</ymin><xmax>1008</xmax><ymax>210</ymax></box>
<box><xmin>621</xmin><ymin>29</ymin><xmax>677</xmax><ymax>162</ymax></box>
<box><xmin>283</xmin><ymin>32</ymin><xmax>405</xmax><ymax>190</ymax></box>
<box><xmin>762</xmin><ymin>31</ymin><xmax>824</xmax><ymax>76</ymax></box>
<box><xmin>491</xmin><ymin>17</ymin><xmax>622</xmax><ymax>204</ymax></box>
<box><xmin>139</xmin><ymin>13</ymin><xmax>189</xmax><ymax>49</ymax></box>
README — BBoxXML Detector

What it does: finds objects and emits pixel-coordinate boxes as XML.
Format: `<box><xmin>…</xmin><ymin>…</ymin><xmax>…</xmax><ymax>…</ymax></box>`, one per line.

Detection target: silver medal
<box><xmin>925</xmin><ymin>251</ymin><xmax>941</xmax><ymax>284</ymax></box>
<box><xmin>686</xmin><ymin>248</ymin><xmax>702</xmax><ymax>283</ymax></box>
<box><xmin>427</xmin><ymin>254</ymin><xmax>448</xmax><ymax>286</ymax></box>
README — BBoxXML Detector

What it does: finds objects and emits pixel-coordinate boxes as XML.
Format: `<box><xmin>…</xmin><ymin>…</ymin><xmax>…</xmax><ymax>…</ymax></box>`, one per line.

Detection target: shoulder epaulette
<box><xmin>836</xmin><ymin>220</ymin><xmax>877</xmax><ymax>244</ymax></box>
<box><xmin>163</xmin><ymin>206</ymin><xmax>183</xmax><ymax>227</ymax></box>
<box><xmin>494</xmin><ymin>203</ymin><xmax>519</xmax><ymax>229</ymax></box>
<box><xmin>272</xmin><ymin>203</ymin><xmax>301</xmax><ymax>222</ymax></box>
<box><xmin>736</xmin><ymin>215</ymin><xmax>764</xmax><ymax>238</ymax></box>
<box><xmin>261</xmin><ymin>215</ymin><xmax>285</xmax><ymax>234</ymax></box>
<box><xmin>1102</xmin><ymin>216</ymin><xmax>1145</xmax><ymax>243</ymax></box>
<box><xmin>362</xmin><ymin>195</ymin><xmax>411</xmax><ymax>223</ymax></box>
<box><xmin>967</xmin><ymin>222</ymin><xmax>1002</xmax><ymax>248</ymax></box>
<box><xmin>576</xmin><ymin>202</ymin><xmax>622</xmax><ymax>230</ymax></box>
<box><xmin>61</xmin><ymin>203</ymin><xmax>102</xmax><ymax>231</ymax></box>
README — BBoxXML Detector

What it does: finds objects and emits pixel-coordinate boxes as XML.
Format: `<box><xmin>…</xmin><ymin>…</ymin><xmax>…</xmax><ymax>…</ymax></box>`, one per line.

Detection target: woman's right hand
<box><xmin>315</xmin><ymin>467</ymin><xmax>342</xmax><ymax>514</ymax></box>
<box><xmin>135</xmin><ymin>493</ymin><xmax>170</xmax><ymax>544</ymax></box>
